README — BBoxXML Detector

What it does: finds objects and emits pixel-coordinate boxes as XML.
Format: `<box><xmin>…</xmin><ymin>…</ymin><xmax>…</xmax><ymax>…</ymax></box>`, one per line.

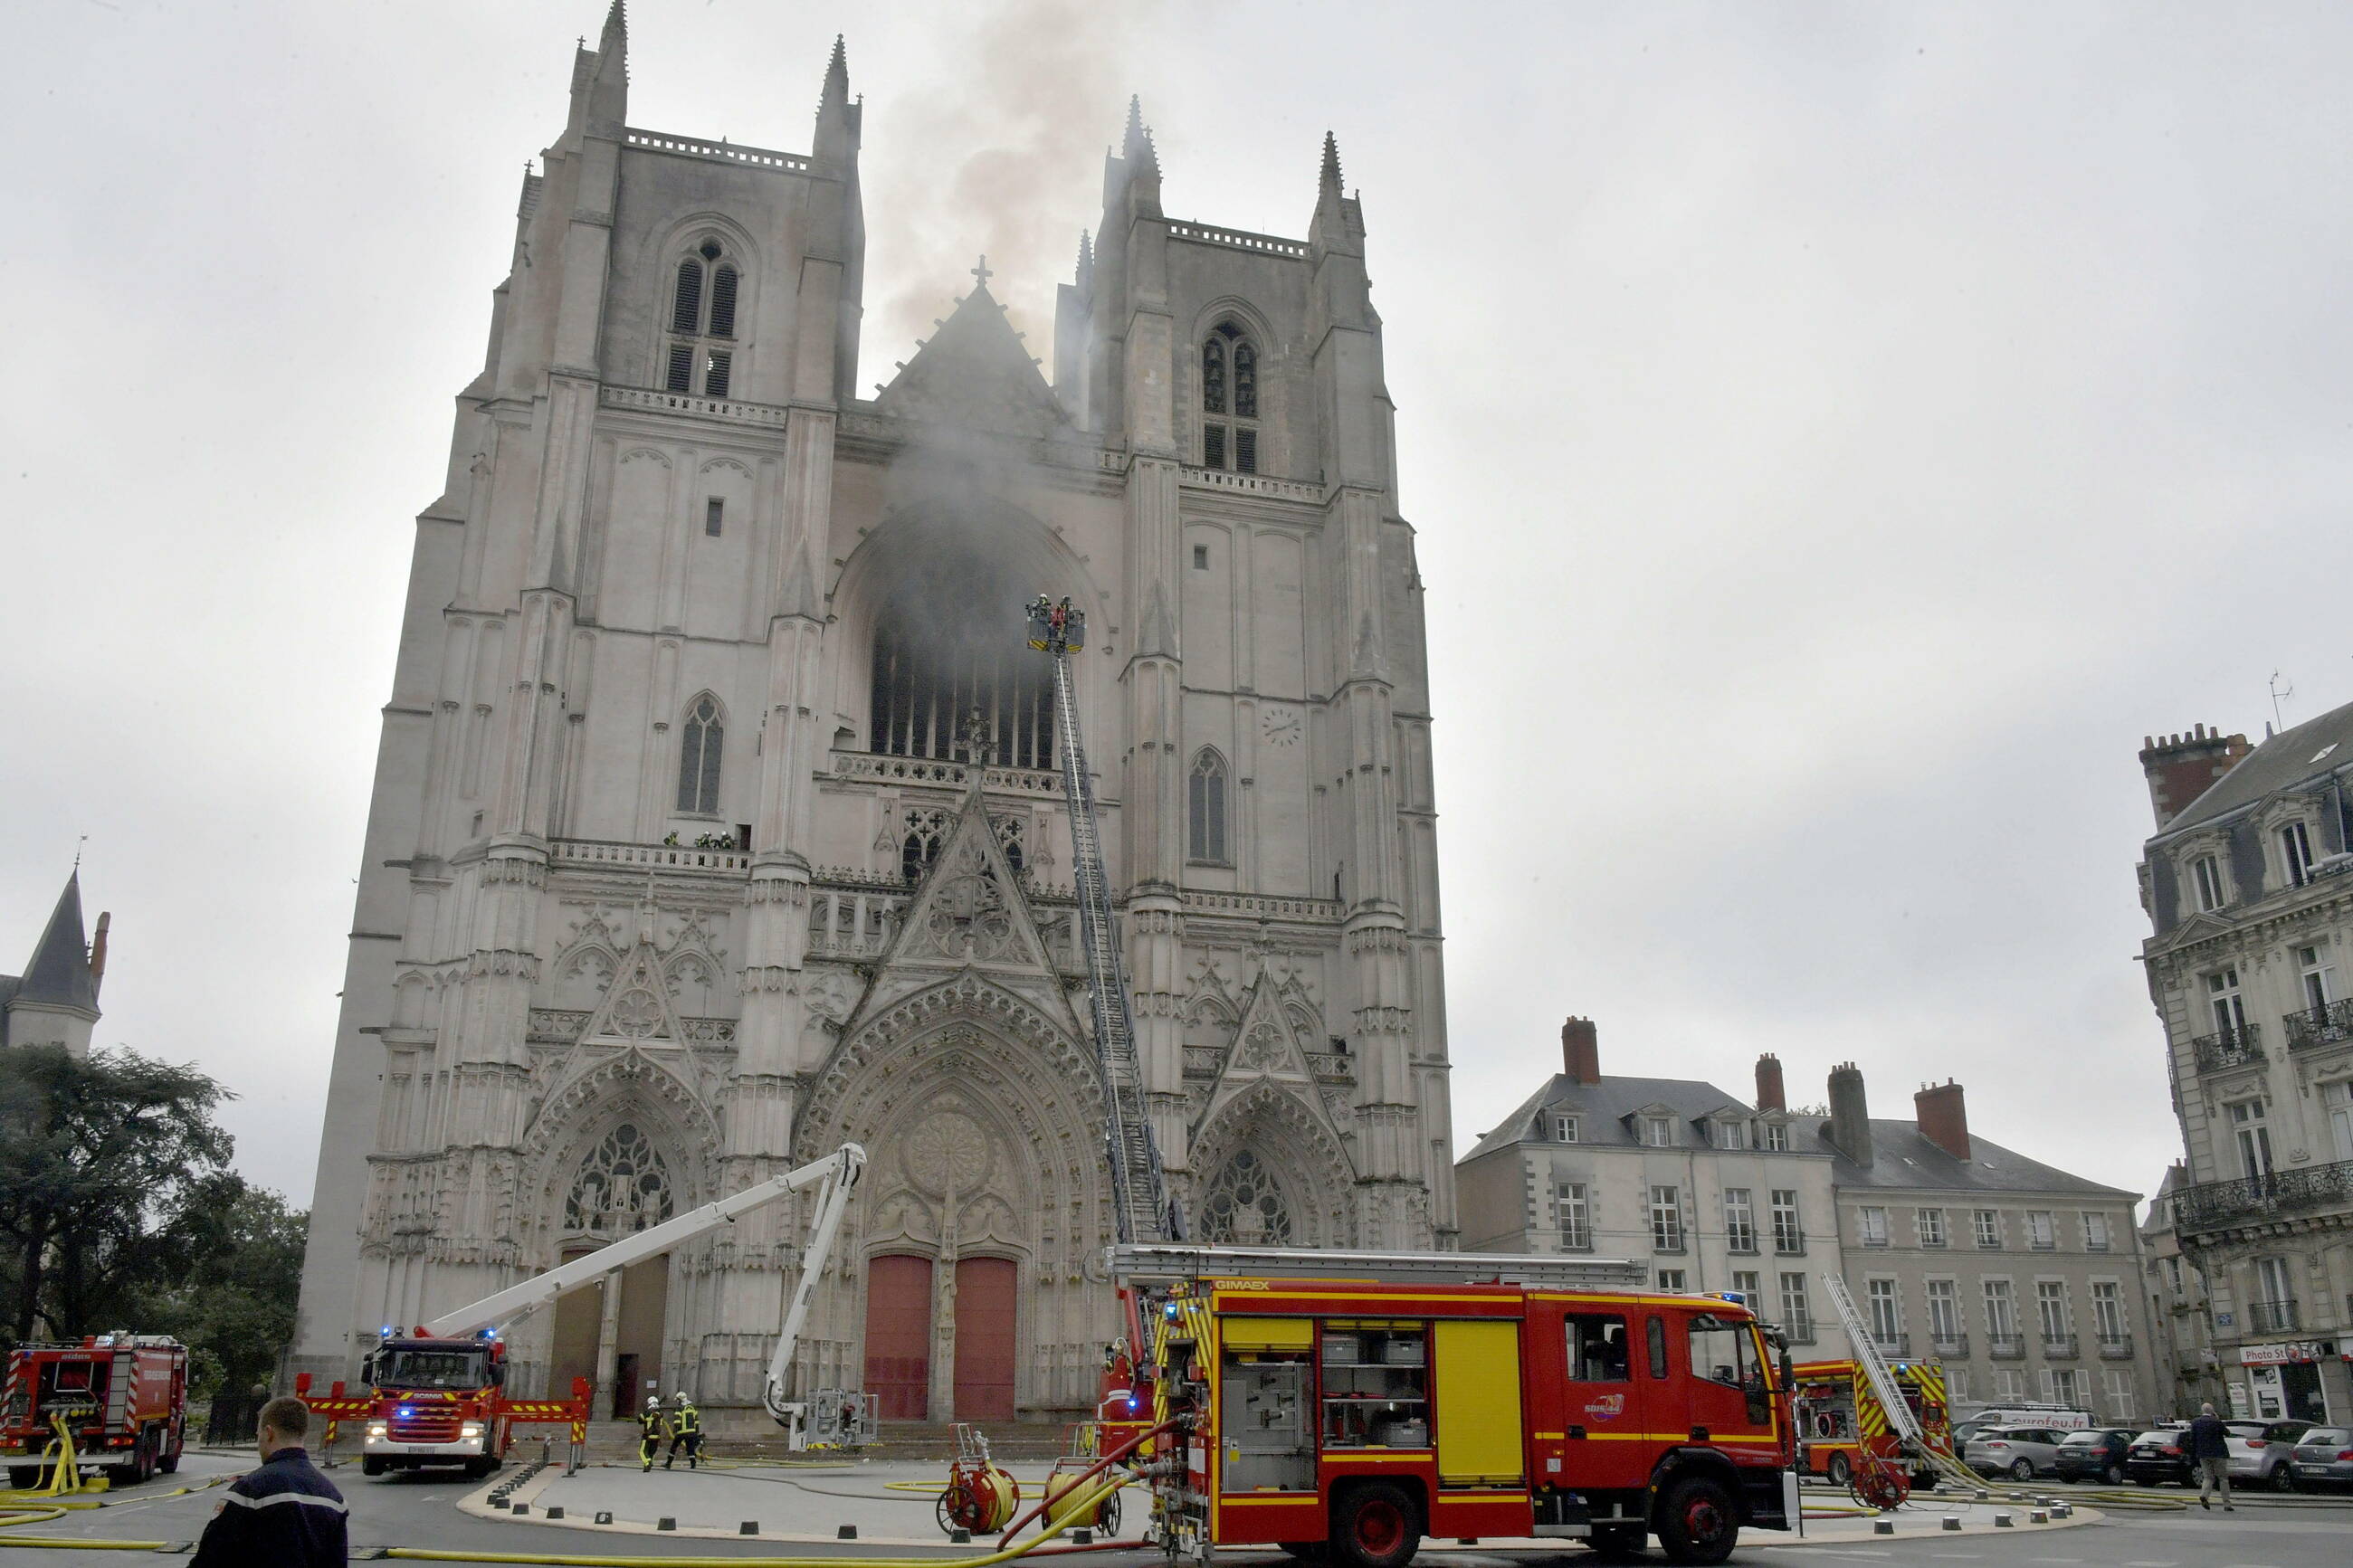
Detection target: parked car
<box><xmin>2228</xmin><ymin>1419</ymin><xmax>2314</xmax><ymax>1492</ymax></box>
<box><xmin>2290</xmin><ymin>1426</ymin><xmax>2353</xmax><ymax>1494</ymax></box>
<box><xmin>2124</xmin><ymin>1429</ymin><xmax>2193</xmax><ymax>1487</ymax></box>
<box><xmin>2052</xmin><ymin>1428</ymin><xmax>2136</xmax><ymax>1485</ymax></box>
<box><xmin>1965</xmin><ymin>1427</ymin><xmax>2064</xmax><ymax>1480</ymax></box>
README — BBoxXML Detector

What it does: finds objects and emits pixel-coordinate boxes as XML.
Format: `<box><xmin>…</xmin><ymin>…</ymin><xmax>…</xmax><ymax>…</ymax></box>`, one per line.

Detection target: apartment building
<box><xmin>2140</xmin><ymin>1163</ymin><xmax>2224</xmax><ymax>1415</ymax></box>
<box><xmin>1801</xmin><ymin>1065</ymin><xmax>2157</xmax><ymax>1422</ymax></box>
<box><xmin>1456</xmin><ymin>1024</ymin><xmax>1851</xmax><ymax>1357</ymax></box>
<box><xmin>2136</xmin><ymin>708</ymin><xmax>2353</xmax><ymax>1422</ymax></box>
<box><xmin>1458</xmin><ymin>1026</ymin><xmax>2157</xmax><ymax>1421</ymax></box>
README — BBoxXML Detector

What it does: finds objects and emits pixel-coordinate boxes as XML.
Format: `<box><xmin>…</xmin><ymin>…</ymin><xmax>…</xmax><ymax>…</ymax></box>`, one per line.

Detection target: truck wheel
<box><xmin>157</xmin><ymin>1428</ymin><xmax>179</xmax><ymax>1477</ymax></box>
<box><xmin>362</xmin><ymin>1457</ymin><xmax>386</xmax><ymax>1478</ymax></box>
<box><xmin>1653</xmin><ymin>1475</ymin><xmax>1739</xmax><ymax>1566</ymax></box>
<box><xmin>1329</xmin><ymin>1482</ymin><xmax>1420</xmax><ymax>1568</ymax></box>
<box><xmin>1824</xmin><ymin>1452</ymin><xmax>1851</xmax><ymax>1487</ymax></box>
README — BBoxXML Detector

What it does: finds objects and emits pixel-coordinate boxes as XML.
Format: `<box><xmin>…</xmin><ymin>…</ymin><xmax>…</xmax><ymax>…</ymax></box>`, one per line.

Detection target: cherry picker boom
<box><xmin>1027</xmin><ymin>598</ymin><xmax>1180</xmax><ymax>1244</ymax></box>
<box><xmin>336</xmin><ymin>1143</ymin><xmax>866</xmax><ymax>1471</ymax></box>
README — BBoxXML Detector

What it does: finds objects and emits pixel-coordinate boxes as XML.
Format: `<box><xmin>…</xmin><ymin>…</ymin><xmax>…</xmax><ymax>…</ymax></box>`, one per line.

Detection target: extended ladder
<box><xmin>1819</xmin><ymin>1272</ymin><xmax>1925</xmax><ymax>1452</ymax></box>
<box><xmin>1031</xmin><ymin>603</ymin><xmax>1179</xmax><ymax>1243</ymax></box>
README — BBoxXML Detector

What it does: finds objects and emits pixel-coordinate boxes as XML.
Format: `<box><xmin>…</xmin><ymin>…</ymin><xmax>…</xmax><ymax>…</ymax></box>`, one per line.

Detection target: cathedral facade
<box><xmin>292</xmin><ymin>5</ymin><xmax>1455</xmax><ymax>1421</ymax></box>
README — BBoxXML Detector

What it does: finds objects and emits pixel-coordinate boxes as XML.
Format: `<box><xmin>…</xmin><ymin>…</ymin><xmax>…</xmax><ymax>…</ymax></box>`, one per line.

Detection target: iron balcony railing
<box><xmin>2171</xmin><ymin>1158</ymin><xmax>2353</xmax><ymax>1234</ymax></box>
<box><xmin>1931</xmin><ymin>1334</ymin><xmax>1969</xmax><ymax>1359</ymax></box>
<box><xmin>2191</xmin><ymin>1021</ymin><xmax>2263</xmax><ymax>1074</ymax></box>
<box><xmin>2282</xmin><ymin>998</ymin><xmax>2353</xmax><ymax>1050</ymax></box>
<box><xmin>2098</xmin><ymin>1335</ymin><xmax>2134</xmax><ymax>1360</ymax></box>
<box><xmin>1986</xmin><ymin>1334</ymin><xmax>2026</xmax><ymax>1360</ymax></box>
<box><xmin>1872</xmin><ymin>1332</ymin><xmax>1910</xmax><ymax>1357</ymax></box>
<box><xmin>2248</xmin><ymin>1298</ymin><xmax>2301</xmax><ymax>1333</ymax></box>
<box><xmin>2042</xmin><ymin>1335</ymin><xmax>2080</xmax><ymax>1359</ymax></box>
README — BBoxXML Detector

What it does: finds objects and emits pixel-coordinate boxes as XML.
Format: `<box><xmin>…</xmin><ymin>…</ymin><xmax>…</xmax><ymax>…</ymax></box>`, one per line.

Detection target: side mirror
<box><xmin>358</xmin><ymin>1354</ymin><xmax>377</xmax><ymax>1389</ymax></box>
<box><xmin>487</xmin><ymin>1363</ymin><xmax>506</xmax><ymax>1387</ymax></box>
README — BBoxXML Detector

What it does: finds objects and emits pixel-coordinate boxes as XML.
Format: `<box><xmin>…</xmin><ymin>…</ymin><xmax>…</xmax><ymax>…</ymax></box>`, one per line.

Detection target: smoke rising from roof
<box><xmin>861</xmin><ymin>0</ymin><xmax>1158</xmax><ymax>386</ymax></box>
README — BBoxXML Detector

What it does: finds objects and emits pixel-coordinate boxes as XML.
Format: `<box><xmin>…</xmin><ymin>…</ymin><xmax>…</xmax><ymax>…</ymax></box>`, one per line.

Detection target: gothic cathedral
<box><xmin>293</xmin><ymin>6</ymin><xmax>1455</xmax><ymax>1421</ymax></box>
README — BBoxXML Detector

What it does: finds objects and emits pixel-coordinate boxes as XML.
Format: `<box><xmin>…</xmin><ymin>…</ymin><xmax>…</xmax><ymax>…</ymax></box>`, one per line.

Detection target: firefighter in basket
<box><xmin>637</xmin><ymin>1400</ymin><xmax>668</xmax><ymax>1473</ymax></box>
<box><xmin>664</xmin><ymin>1392</ymin><xmax>701</xmax><ymax>1470</ymax></box>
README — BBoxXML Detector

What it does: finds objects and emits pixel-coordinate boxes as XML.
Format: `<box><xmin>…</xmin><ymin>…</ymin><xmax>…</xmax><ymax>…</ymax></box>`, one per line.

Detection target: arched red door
<box><xmin>863</xmin><ymin>1255</ymin><xmax>934</xmax><ymax>1420</ymax></box>
<box><xmin>953</xmin><ymin>1257</ymin><xmax>1017</xmax><ymax>1422</ymax></box>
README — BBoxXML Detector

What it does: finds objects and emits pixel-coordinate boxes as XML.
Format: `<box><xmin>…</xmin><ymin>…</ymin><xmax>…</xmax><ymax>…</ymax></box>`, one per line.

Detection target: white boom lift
<box><xmin>420</xmin><ymin>1142</ymin><xmax>866</xmax><ymax>1441</ymax></box>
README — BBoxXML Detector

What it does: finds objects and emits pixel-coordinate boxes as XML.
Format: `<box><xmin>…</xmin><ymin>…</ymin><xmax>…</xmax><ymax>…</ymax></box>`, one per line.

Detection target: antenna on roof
<box><xmin>2271</xmin><ymin>670</ymin><xmax>2294</xmax><ymax>731</ymax></box>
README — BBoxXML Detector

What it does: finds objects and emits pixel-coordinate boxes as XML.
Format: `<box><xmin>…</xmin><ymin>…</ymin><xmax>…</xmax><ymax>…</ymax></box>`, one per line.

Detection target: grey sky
<box><xmin>6</xmin><ymin>0</ymin><xmax>2349</xmax><ymax>1209</ymax></box>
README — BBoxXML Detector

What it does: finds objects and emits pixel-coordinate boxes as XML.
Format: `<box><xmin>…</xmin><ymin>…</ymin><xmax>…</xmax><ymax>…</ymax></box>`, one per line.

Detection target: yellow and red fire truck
<box><xmin>1119</xmin><ymin>1245</ymin><xmax>1799</xmax><ymax>1568</ymax></box>
<box><xmin>1792</xmin><ymin>1358</ymin><xmax>1952</xmax><ymax>1490</ymax></box>
<box><xmin>1</xmin><ymin>1335</ymin><xmax>187</xmax><ymax>1487</ymax></box>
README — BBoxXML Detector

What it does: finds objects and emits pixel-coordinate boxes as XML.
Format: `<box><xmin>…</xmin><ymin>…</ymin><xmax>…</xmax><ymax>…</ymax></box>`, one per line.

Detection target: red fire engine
<box><xmin>1119</xmin><ymin>1245</ymin><xmax>1799</xmax><ymax>1568</ymax></box>
<box><xmin>1</xmin><ymin>1335</ymin><xmax>187</xmax><ymax>1488</ymax></box>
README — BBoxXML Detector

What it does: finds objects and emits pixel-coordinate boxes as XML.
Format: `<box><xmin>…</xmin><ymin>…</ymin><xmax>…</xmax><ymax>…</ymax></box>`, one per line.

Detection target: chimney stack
<box><xmin>1915</xmin><ymin>1079</ymin><xmax>1969</xmax><ymax>1161</ymax></box>
<box><xmin>88</xmin><ymin>911</ymin><xmax>110</xmax><ymax>997</ymax></box>
<box><xmin>1827</xmin><ymin>1061</ymin><xmax>1872</xmax><ymax>1167</ymax></box>
<box><xmin>1561</xmin><ymin>1017</ymin><xmax>1601</xmax><ymax>1085</ymax></box>
<box><xmin>1754</xmin><ymin>1052</ymin><xmax>1786</xmax><ymax>1113</ymax></box>
<box><xmin>2139</xmin><ymin>724</ymin><xmax>2250</xmax><ymax>829</ymax></box>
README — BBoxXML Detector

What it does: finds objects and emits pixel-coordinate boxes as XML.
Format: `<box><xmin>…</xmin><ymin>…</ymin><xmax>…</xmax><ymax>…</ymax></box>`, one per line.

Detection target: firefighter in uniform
<box><xmin>664</xmin><ymin>1392</ymin><xmax>702</xmax><ymax>1469</ymax></box>
<box><xmin>637</xmin><ymin>1399</ymin><xmax>668</xmax><ymax>1472</ymax></box>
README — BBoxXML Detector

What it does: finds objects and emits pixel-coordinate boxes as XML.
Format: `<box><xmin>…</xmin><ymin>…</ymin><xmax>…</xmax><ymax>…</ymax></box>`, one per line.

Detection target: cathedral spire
<box><xmin>822</xmin><ymin>33</ymin><xmax>849</xmax><ymax>109</ymax></box>
<box><xmin>1122</xmin><ymin>95</ymin><xmax>1148</xmax><ymax>163</ymax></box>
<box><xmin>815</xmin><ymin>34</ymin><xmax>861</xmax><ymax>164</ymax></box>
<box><xmin>599</xmin><ymin>0</ymin><xmax>627</xmax><ymax>59</ymax></box>
<box><xmin>1319</xmin><ymin>129</ymin><xmax>1342</xmax><ymax>199</ymax></box>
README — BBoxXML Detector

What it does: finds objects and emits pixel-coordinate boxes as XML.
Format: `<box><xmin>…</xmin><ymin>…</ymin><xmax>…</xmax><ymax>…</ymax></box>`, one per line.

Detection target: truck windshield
<box><xmin>376</xmin><ymin>1349</ymin><xmax>487</xmax><ymax>1390</ymax></box>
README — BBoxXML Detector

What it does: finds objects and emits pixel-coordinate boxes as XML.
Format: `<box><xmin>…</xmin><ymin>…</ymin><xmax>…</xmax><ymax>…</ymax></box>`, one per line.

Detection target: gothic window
<box><xmin>663</xmin><ymin>238</ymin><xmax>738</xmax><ymax>398</ymax></box>
<box><xmin>1199</xmin><ymin>320</ymin><xmax>1260</xmax><ymax>474</ymax></box>
<box><xmin>1199</xmin><ymin>1148</ymin><xmax>1293</xmax><ymax>1244</ymax></box>
<box><xmin>564</xmin><ymin>1123</ymin><xmax>674</xmax><ymax>1236</ymax></box>
<box><xmin>1188</xmin><ymin>748</ymin><xmax>1229</xmax><ymax>864</ymax></box>
<box><xmin>676</xmin><ymin>694</ymin><xmax>723</xmax><ymax>814</ymax></box>
<box><xmin>870</xmin><ymin>603</ymin><xmax>1054</xmax><ymax>770</ymax></box>
<box><xmin>671</xmin><ymin>258</ymin><xmax>704</xmax><ymax>334</ymax></box>
<box><xmin>900</xmin><ymin>807</ymin><xmax>948</xmax><ymax>884</ymax></box>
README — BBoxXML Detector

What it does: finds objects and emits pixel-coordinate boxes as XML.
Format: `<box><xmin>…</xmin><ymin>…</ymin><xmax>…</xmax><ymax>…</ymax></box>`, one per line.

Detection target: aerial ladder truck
<box><xmin>1026</xmin><ymin>598</ymin><xmax>1182</xmax><ymax>1248</ymax></box>
<box><xmin>304</xmin><ymin>1144</ymin><xmax>867</xmax><ymax>1473</ymax></box>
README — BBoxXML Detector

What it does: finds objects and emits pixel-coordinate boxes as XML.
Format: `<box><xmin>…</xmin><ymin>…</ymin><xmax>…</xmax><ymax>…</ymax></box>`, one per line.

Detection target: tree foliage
<box><xmin>0</xmin><ymin>1046</ymin><xmax>304</xmax><ymax>1397</ymax></box>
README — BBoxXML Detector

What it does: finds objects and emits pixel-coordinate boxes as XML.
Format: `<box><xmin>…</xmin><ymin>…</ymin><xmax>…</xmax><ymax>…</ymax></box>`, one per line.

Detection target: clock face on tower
<box><xmin>1262</xmin><ymin>708</ymin><xmax>1301</xmax><ymax>746</ymax></box>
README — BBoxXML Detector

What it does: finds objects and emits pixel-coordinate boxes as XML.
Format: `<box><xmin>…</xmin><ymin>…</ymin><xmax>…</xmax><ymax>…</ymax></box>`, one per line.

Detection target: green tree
<box><xmin>0</xmin><ymin>1045</ymin><xmax>233</xmax><ymax>1345</ymax></box>
<box><xmin>138</xmin><ymin>1177</ymin><xmax>307</xmax><ymax>1400</ymax></box>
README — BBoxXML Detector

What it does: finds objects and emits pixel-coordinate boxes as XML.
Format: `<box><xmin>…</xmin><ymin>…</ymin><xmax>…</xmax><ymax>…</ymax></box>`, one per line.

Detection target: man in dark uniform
<box><xmin>2187</xmin><ymin>1402</ymin><xmax>2234</xmax><ymax>1510</ymax></box>
<box><xmin>638</xmin><ymin>1399</ymin><xmax>668</xmax><ymax>1473</ymax></box>
<box><xmin>191</xmin><ymin>1396</ymin><xmax>347</xmax><ymax>1566</ymax></box>
<box><xmin>664</xmin><ymin>1392</ymin><xmax>702</xmax><ymax>1469</ymax></box>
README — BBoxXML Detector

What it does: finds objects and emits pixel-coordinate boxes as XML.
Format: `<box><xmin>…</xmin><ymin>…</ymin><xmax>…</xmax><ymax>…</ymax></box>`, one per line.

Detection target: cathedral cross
<box><xmin>970</xmin><ymin>255</ymin><xmax>992</xmax><ymax>288</ymax></box>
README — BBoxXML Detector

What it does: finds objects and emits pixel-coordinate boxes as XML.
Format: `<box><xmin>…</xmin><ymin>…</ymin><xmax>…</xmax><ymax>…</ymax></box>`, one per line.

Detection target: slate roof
<box><xmin>2158</xmin><ymin>697</ymin><xmax>2353</xmax><ymax>840</ymax></box>
<box><xmin>14</xmin><ymin>872</ymin><xmax>97</xmax><ymax>1015</ymax></box>
<box><xmin>1462</xmin><ymin>1073</ymin><xmax>1779</xmax><ymax>1162</ymax></box>
<box><xmin>1785</xmin><ymin>1115</ymin><xmax>2137</xmax><ymax>1201</ymax></box>
<box><xmin>1464</xmin><ymin>1071</ymin><xmax>2135</xmax><ymax>1202</ymax></box>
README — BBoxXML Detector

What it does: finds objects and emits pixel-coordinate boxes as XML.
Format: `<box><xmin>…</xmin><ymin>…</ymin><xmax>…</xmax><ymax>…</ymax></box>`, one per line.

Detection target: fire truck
<box><xmin>318</xmin><ymin>1142</ymin><xmax>865</xmax><ymax>1476</ymax></box>
<box><xmin>1</xmin><ymin>1335</ymin><xmax>187</xmax><ymax>1488</ymax></box>
<box><xmin>1792</xmin><ymin>1357</ymin><xmax>1952</xmax><ymax>1491</ymax></box>
<box><xmin>1119</xmin><ymin>1245</ymin><xmax>1799</xmax><ymax>1568</ymax></box>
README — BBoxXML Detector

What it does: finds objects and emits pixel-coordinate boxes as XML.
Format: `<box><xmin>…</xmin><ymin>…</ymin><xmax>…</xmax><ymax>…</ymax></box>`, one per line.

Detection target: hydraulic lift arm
<box><xmin>418</xmin><ymin>1143</ymin><xmax>866</xmax><ymax>1420</ymax></box>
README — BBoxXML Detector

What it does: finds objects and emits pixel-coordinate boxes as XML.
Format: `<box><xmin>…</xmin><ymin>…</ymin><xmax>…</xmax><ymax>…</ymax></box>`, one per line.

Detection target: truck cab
<box><xmin>357</xmin><ymin>1335</ymin><xmax>507</xmax><ymax>1477</ymax></box>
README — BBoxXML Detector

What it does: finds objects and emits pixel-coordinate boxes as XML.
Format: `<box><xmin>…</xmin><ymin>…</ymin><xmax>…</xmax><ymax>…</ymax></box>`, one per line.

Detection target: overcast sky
<box><xmin>7</xmin><ymin>0</ymin><xmax>2351</xmax><ymax>1211</ymax></box>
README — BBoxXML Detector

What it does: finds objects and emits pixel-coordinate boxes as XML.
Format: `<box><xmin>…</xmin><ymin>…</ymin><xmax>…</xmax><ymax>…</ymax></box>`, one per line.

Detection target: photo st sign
<box><xmin>2239</xmin><ymin>1341</ymin><xmax>2323</xmax><ymax>1365</ymax></box>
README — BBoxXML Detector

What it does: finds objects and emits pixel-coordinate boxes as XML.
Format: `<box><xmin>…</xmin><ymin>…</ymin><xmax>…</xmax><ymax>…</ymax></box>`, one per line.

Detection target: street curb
<box><xmin>458</xmin><ymin>1466</ymin><xmax>975</xmax><ymax>1548</ymax></box>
